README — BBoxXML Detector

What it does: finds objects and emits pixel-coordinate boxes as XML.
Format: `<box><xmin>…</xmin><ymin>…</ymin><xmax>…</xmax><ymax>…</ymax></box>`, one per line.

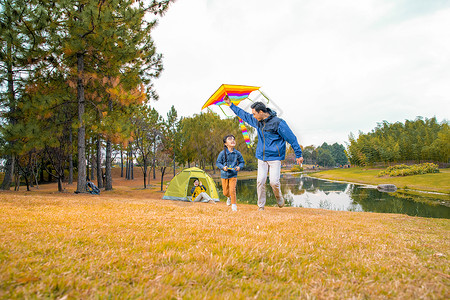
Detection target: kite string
<box><xmin>218</xmin><ymin>105</ymin><xmax>231</xmax><ymax>118</ymax></box>
<box><xmin>258</xmin><ymin>89</ymin><xmax>271</xmax><ymax>105</ymax></box>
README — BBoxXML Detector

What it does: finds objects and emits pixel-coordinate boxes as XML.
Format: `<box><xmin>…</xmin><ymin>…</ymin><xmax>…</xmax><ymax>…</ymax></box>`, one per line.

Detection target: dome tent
<box><xmin>162</xmin><ymin>167</ymin><xmax>219</xmax><ymax>202</ymax></box>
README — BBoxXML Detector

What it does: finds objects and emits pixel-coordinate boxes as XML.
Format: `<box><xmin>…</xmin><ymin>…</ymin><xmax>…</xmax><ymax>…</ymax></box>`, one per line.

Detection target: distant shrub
<box><xmin>291</xmin><ymin>165</ymin><xmax>303</xmax><ymax>172</ymax></box>
<box><xmin>378</xmin><ymin>163</ymin><xmax>439</xmax><ymax>177</ymax></box>
<box><xmin>243</xmin><ymin>162</ymin><xmax>257</xmax><ymax>171</ymax></box>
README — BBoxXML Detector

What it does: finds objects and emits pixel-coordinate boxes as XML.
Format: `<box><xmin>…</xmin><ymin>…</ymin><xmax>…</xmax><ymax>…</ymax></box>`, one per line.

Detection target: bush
<box><xmin>291</xmin><ymin>165</ymin><xmax>303</xmax><ymax>172</ymax></box>
<box><xmin>378</xmin><ymin>163</ymin><xmax>439</xmax><ymax>177</ymax></box>
<box><xmin>243</xmin><ymin>162</ymin><xmax>257</xmax><ymax>171</ymax></box>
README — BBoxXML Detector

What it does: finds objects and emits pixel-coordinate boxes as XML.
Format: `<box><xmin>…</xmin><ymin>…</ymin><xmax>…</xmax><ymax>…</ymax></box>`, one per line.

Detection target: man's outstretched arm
<box><xmin>223</xmin><ymin>97</ymin><xmax>258</xmax><ymax>128</ymax></box>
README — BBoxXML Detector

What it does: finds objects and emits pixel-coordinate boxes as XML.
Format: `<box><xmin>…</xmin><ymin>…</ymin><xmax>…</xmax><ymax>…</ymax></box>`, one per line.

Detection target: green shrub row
<box><xmin>378</xmin><ymin>163</ymin><xmax>439</xmax><ymax>177</ymax></box>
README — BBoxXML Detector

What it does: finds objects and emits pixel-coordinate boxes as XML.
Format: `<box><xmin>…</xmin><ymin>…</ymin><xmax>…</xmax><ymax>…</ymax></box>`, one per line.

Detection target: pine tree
<box><xmin>0</xmin><ymin>0</ymin><xmax>51</xmax><ymax>189</ymax></box>
<box><xmin>45</xmin><ymin>0</ymin><xmax>173</xmax><ymax>192</ymax></box>
<box><xmin>164</xmin><ymin>105</ymin><xmax>179</xmax><ymax>176</ymax></box>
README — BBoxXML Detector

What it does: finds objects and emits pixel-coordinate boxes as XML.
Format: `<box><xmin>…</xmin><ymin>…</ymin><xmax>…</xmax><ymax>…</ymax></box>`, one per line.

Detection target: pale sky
<box><xmin>151</xmin><ymin>0</ymin><xmax>450</xmax><ymax>147</ymax></box>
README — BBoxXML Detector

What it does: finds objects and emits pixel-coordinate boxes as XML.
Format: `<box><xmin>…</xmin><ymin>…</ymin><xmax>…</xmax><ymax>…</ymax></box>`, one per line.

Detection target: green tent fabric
<box><xmin>162</xmin><ymin>167</ymin><xmax>219</xmax><ymax>202</ymax></box>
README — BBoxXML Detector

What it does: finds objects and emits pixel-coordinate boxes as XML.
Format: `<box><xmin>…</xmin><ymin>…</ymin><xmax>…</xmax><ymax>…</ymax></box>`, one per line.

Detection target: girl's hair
<box><xmin>223</xmin><ymin>134</ymin><xmax>235</xmax><ymax>164</ymax></box>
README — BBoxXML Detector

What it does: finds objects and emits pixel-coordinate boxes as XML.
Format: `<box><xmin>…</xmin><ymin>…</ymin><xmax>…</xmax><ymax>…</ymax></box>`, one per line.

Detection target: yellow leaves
<box><xmin>107</xmin><ymin>83</ymin><xmax>146</xmax><ymax>106</ymax></box>
<box><xmin>24</xmin><ymin>83</ymin><xmax>37</xmax><ymax>93</ymax></box>
<box><xmin>110</xmin><ymin>134</ymin><xmax>127</xmax><ymax>145</ymax></box>
<box><xmin>44</xmin><ymin>111</ymin><xmax>53</xmax><ymax>119</ymax></box>
<box><xmin>62</xmin><ymin>43</ymin><xmax>74</xmax><ymax>56</ymax></box>
<box><xmin>67</xmin><ymin>80</ymin><xmax>77</xmax><ymax>89</ymax></box>
<box><xmin>112</xmin><ymin>77</ymin><xmax>120</xmax><ymax>88</ymax></box>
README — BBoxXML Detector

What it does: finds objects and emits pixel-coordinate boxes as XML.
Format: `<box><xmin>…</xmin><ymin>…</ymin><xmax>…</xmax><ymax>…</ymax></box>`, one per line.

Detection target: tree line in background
<box><xmin>347</xmin><ymin>117</ymin><xmax>449</xmax><ymax>166</ymax></box>
<box><xmin>0</xmin><ymin>0</ymin><xmax>174</xmax><ymax>192</ymax></box>
<box><xmin>300</xmin><ymin>142</ymin><xmax>349</xmax><ymax>167</ymax></box>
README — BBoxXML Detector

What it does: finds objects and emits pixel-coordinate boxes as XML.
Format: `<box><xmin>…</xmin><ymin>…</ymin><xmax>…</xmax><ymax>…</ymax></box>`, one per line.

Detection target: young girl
<box><xmin>216</xmin><ymin>134</ymin><xmax>245</xmax><ymax>211</ymax></box>
<box><xmin>190</xmin><ymin>179</ymin><xmax>215</xmax><ymax>204</ymax></box>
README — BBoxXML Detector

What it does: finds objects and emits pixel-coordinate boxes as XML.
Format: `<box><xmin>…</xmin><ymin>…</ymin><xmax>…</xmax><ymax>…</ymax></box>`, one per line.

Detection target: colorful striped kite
<box><xmin>201</xmin><ymin>84</ymin><xmax>260</xmax><ymax>110</ymax></box>
<box><xmin>202</xmin><ymin>84</ymin><xmax>260</xmax><ymax>147</ymax></box>
<box><xmin>238</xmin><ymin>118</ymin><xmax>251</xmax><ymax>146</ymax></box>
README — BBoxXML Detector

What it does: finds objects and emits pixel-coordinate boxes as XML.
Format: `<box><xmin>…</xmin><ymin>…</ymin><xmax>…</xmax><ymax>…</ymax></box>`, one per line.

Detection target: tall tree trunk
<box><xmin>23</xmin><ymin>170</ymin><xmax>30</xmax><ymax>192</ymax></box>
<box><xmin>86</xmin><ymin>144</ymin><xmax>90</xmax><ymax>180</ymax></box>
<box><xmin>0</xmin><ymin>156</ymin><xmax>14</xmax><ymax>190</ymax></box>
<box><xmin>131</xmin><ymin>148</ymin><xmax>134</xmax><ymax>180</ymax></box>
<box><xmin>160</xmin><ymin>166</ymin><xmax>166</xmax><ymax>191</ymax></box>
<box><xmin>143</xmin><ymin>160</ymin><xmax>147</xmax><ymax>189</ymax></box>
<box><xmin>120</xmin><ymin>149</ymin><xmax>124</xmax><ymax>177</ymax></box>
<box><xmin>68</xmin><ymin>126</ymin><xmax>73</xmax><ymax>184</ymax></box>
<box><xmin>90</xmin><ymin>141</ymin><xmax>95</xmax><ymax>181</ymax></box>
<box><xmin>1</xmin><ymin>38</ymin><xmax>16</xmax><ymax>190</ymax></box>
<box><xmin>31</xmin><ymin>158</ymin><xmax>39</xmax><ymax>189</ymax></box>
<box><xmin>76</xmin><ymin>52</ymin><xmax>87</xmax><ymax>193</ymax></box>
<box><xmin>152</xmin><ymin>159</ymin><xmax>156</xmax><ymax>180</ymax></box>
<box><xmin>58</xmin><ymin>176</ymin><xmax>63</xmax><ymax>192</ymax></box>
<box><xmin>96</xmin><ymin>135</ymin><xmax>103</xmax><ymax>189</ymax></box>
<box><xmin>126</xmin><ymin>150</ymin><xmax>130</xmax><ymax>180</ymax></box>
<box><xmin>105</xmin><ymin>138</ymin><xmax>112</xmax><ymax>190</ymax></box>
<box><xmin>173</xmin><ymin>153</ymin><xmax>176</xmax><ymax>177</ymax></box>
<box><xmin>152</xmin><ymin>140</ymin><xmax>156</xmax><ymax>179</ymax></box>
<box><xmin>40</xmin><ymin>158</ymin><xmax>44</xmax><ymax>184</ymax></box>
<box><xmin>28</xmin><ymin>154</ymin><xmax>33</xmax><ymax>188</ymax></box>
<box><xmin>104</xmin><ymin>97</ymin><xmax>113</xmax><ymax>190</ymax></box>
<box><xmin>33</xmin><ymin>170</ymin><xmax>39</xmax><ymax>188</ymax></box>
<box><xmin>14</xmin><ymin>169</ymin><xmax>20</xmax><ymax>191</ymax></box>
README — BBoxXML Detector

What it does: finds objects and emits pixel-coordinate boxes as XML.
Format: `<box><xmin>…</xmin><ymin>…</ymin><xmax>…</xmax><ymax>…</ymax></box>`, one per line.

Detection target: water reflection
<box><xmin>215</xmin><ymin>174</ymin><xmax>450</xmax><ymax>219</ymax></box>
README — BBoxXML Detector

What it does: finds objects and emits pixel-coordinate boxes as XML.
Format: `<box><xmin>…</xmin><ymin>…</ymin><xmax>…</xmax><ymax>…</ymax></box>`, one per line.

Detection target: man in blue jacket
<box><xmin>224</xmin><ymin>96</ymin><xmax>303</xmax><ymax>210</ymax></box>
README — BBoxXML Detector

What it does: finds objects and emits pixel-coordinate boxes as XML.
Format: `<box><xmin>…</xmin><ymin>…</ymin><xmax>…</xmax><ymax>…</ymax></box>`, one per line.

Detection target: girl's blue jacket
<box><xmin>216</xmin><ymin>148</ymin><xmax>245</xmax><ymax>179</ymax></box>
<box><xmin>229</xmin><ymin>103</ymin><xmax>302</xmax><ymax>161</ymax></box>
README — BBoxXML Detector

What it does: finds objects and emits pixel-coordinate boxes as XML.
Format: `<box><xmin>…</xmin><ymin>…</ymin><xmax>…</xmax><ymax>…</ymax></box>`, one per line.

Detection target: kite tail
<box><xmin>238</xmin><ymin>117</ymin><xmax>251</xmax><ymax>148</ymax></box>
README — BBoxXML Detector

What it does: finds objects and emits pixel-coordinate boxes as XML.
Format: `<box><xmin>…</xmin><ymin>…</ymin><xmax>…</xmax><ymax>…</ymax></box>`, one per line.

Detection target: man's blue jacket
<box><xmin>229</xmin><ymin>103</ymin><xmax>302</xmax><ymax>161</ymax></box>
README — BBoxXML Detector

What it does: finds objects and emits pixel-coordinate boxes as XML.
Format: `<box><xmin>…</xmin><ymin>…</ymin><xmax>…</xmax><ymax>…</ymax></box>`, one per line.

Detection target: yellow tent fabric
<box><xmin>162</xmin><ymin>167</ymin><xmax>219</xmax><ymax>202</ymax></box>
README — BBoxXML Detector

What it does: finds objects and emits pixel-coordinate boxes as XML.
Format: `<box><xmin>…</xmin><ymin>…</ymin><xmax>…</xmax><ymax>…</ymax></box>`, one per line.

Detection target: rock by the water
<box><xmin>377</xmin><ymin>184</ymin><xmax>397</xmax><ymax>192</ymax></box>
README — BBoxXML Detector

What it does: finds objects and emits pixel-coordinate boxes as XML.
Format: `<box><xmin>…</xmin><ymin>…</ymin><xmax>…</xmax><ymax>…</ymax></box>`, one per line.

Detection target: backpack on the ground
<box><xmin>86</xmin><ymin>181</ymin><xmax>100</xmax><ymax>195</ymax></box>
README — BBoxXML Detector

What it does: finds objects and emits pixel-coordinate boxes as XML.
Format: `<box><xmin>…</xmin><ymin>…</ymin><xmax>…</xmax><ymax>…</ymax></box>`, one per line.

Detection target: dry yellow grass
<box><xmin>1</xmin><ymin>187</ymin><xmax>449</xmax><ymax>299</ymax></box>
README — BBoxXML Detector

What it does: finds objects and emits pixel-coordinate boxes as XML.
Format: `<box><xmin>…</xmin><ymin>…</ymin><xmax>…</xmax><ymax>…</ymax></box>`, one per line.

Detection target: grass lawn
<box><xmin>309</xmin><ymin>167</ymin><xmax>450</xmax><ymax>195</ymax></box>
<box><xmin>1</xmin><ymin>189</ymin><xmax>449</xmax><ymax>299</ymax></box>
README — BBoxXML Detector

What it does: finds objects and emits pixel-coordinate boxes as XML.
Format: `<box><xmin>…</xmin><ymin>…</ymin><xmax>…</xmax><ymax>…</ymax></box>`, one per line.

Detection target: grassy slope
<box><xmin>0</xmin><ymin>192</ymin><xmax>449</xmax><ymax>299</ymax></box>
<box><xmin>309</xmin><ymin>167</ymin><xmax>450</xmax><ymax>194</ymax></box>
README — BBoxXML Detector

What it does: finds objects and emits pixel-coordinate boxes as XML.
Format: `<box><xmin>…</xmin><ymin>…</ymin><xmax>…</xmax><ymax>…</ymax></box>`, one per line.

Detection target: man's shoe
<box><xmin>226</xmin><ymin>197</ymin><xmax>231</xmax><ymax>206</ymax></box>
<box><xmin>258</xmin><ymin>207</ymin><xmax>264</xmax><ymax>211</ymax></box>
<box><xmin>277</xmin><ymin>198</ymin><xmax>285</xmax><ymax>208</ymax></box>
<box><xmin>231</xmin><ymin>204</ymin><xmax>237</xmax><ymax>211</ymax></box>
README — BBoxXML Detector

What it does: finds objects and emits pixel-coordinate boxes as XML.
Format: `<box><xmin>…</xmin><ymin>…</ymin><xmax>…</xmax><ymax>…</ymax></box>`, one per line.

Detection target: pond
<box><xmin>216</xmin><ymin>174</ymin><xmax>450</xmax><ymax>219</ymax></box>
